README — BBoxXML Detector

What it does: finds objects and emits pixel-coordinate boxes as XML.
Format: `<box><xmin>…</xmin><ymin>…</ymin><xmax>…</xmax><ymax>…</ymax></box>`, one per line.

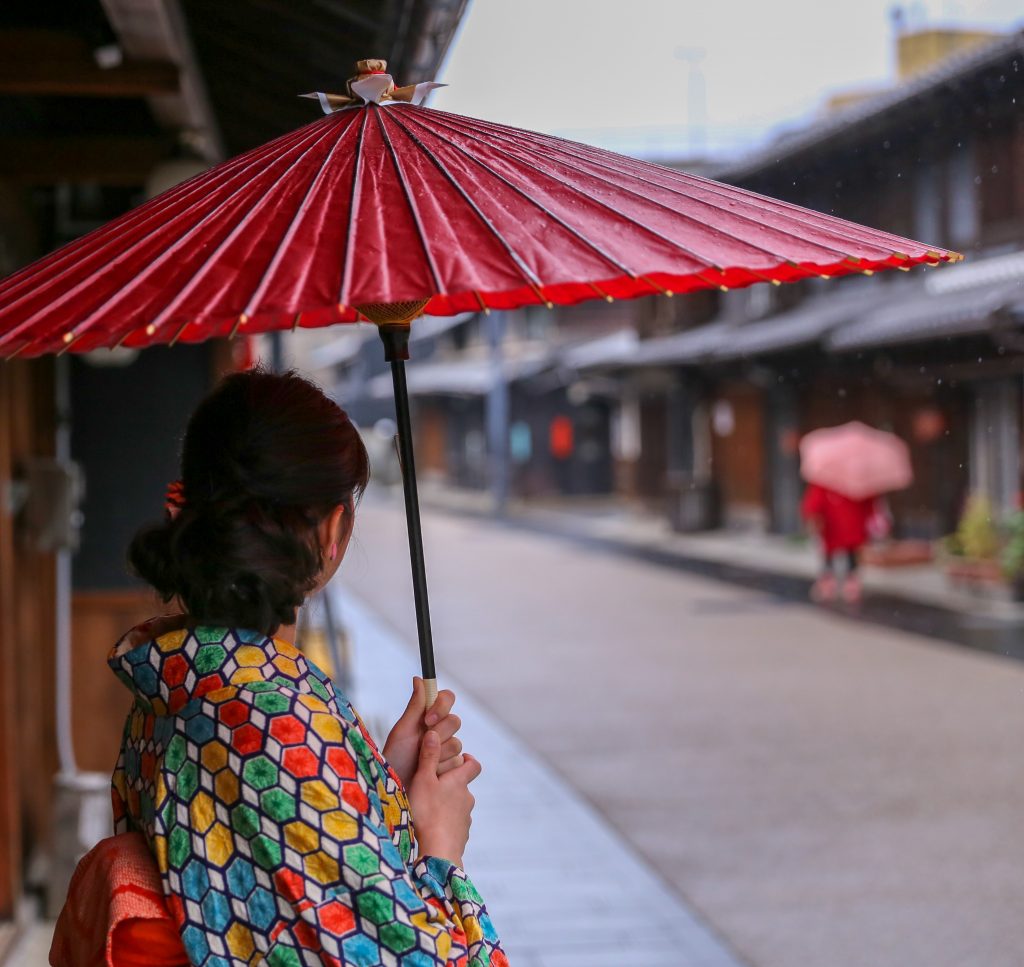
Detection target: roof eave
<box><xmin>713</xmin><ymin>30</ymin><xmax>1024</xmax><ymax>183</ymax></box>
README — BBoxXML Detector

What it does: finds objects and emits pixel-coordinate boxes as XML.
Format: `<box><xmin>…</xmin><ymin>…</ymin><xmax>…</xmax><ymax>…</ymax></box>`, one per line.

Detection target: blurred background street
<box><xmin>339</xmin><ymin>493</ymin><xmax>1024</xmax><ymax>967</ymax></box>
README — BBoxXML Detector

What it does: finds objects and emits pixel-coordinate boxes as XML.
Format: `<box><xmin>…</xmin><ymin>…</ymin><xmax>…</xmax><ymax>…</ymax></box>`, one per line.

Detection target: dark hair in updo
<box><xmin>129</xmin><ymin>367</ymin><xmax>369</xmax><ymax>634</ymax></box>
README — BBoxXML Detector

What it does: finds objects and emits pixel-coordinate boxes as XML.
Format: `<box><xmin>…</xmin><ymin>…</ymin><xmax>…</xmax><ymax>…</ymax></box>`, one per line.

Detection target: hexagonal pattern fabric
<box><xmin>110</xmin><ymin>617</ymin><xmax>506</xmax><ymax>966</ymax></box>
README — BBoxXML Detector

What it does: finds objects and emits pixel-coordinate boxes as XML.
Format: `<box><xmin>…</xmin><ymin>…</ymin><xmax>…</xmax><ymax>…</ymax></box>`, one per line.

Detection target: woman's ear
<box><xmin>331</xmin><ymin>502</ymin><xmax>347</xmax><ymax>538</ymax></box>
<box><xmin>320</xmin><ymin>502</ymin><xmax>351</xmax><ymax>562</ymax></box>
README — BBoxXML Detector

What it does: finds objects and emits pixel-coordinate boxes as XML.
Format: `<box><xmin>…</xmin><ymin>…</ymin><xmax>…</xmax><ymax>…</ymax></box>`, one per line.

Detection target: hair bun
<box><xmin>127</xmin><ymin>519</ymin><xmax>179</xmax><ymax>601</ymax></box>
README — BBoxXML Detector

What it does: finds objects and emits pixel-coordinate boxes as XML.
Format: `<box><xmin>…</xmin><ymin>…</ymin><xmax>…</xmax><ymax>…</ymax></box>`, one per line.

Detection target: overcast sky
<box><xmin>432</xmin><ymin>0</ymin><xmax>1024</xmax><ymax>158</ymax></box>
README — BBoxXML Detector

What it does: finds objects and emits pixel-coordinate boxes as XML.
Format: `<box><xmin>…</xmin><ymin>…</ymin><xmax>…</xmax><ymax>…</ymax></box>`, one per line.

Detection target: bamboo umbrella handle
<box><xmin>375</xmin><ymin>317</ymin><xmax>439</xmax><ymax>703</ymax></box>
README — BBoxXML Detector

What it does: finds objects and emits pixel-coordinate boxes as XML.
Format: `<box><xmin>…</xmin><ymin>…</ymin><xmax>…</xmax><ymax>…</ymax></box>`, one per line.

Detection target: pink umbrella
<box><xmin>799</xmin><ymin>421</ymin><xmax>913</xmax><ymax>500</ymax></box>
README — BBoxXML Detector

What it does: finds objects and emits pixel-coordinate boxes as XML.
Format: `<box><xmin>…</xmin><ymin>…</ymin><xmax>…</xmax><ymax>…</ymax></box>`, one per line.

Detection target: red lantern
<box><xmin>912</xmin><ymin>407</ymin><xmax>946</xmax><ymax>443</ymax></box>
<box><xmin>549</xmin><ymin>416</ymin><xmax>574</xmax><ymax>460</ymax></box>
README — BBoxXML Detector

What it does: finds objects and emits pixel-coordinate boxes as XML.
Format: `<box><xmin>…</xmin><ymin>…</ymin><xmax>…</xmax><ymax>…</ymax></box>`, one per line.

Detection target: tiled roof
<box><xmin>829</xmin><ymin>276</ymin><xmax>1024</xmax><ymax>350</ymax></box>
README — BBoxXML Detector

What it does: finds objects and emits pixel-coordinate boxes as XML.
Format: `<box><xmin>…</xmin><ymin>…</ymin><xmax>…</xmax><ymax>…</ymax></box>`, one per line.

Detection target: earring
<box><xmin>329</xmin><ymin>541</ymin><xmax>337</xmax><ymax>561</ymax></box>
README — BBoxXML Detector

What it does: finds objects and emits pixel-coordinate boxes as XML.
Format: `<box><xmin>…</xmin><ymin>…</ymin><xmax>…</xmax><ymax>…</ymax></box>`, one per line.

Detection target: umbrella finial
<box><xmin>299</xmin><ymin>59</ymin><xmax>446</xmax><ymax>114</ymax></box>
<box><xmin>352</xmin><ymin>58</ymin><xmax>388</xmax><ymax>79</ymax></box>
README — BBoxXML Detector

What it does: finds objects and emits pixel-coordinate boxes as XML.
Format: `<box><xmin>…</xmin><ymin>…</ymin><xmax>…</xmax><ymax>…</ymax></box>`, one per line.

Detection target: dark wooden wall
<box><xmin>0</xmin><ymin>358</ymin><xmax>57</xmax><ymax>939</ymax></box>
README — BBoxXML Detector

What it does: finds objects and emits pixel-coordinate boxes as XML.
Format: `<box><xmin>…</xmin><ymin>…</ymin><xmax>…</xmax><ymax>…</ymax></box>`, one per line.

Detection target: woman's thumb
<box><xmin>416</xmin><ymin>730</ymin><xmax>441</xmax><ymax>775</ymax></box>
<box><xmin>402</xmin><ymin>676</ymin><xmax>425</xmax><ymax>719</ymax></box>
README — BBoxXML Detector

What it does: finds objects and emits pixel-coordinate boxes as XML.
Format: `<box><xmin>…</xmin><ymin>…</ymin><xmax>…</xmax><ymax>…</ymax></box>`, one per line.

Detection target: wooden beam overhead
<box><xmin>0</xmin><ymin>137</ymin><xmax>171</xmax><ymax>185</ymax></box>
<box><xmin>0</xmin><ymin>28</ymin><xmax>178</xmax><ymax>98</ymax></box>
<box><xmin>0</xmin><ymin>60</ymin><xmax>179</xmax><ymax>98</ymax></box>
<box><xmin>102</xmin><ymin>0</ymin><xmax>225</xmax><ymax>162</ymax></box>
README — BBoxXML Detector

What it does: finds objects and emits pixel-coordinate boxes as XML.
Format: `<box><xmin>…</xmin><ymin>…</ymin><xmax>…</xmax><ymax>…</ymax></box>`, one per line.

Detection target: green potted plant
<box><xmin>1001</xmin><ymin>510</ymin><xmax>1024</xmax><ymax>601</ymax></box>
<box><xmin>942</xmin><ymin>494</ymin><xmax>1004</xmax><ymax>588</ymax></box>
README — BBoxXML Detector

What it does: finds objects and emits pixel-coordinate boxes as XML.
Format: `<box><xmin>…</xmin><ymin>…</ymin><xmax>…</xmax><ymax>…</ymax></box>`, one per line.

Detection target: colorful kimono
<box><xmin>110</xmin><ymin>617</ymin><xmax>506</xmax><ymax>967</ymax></box>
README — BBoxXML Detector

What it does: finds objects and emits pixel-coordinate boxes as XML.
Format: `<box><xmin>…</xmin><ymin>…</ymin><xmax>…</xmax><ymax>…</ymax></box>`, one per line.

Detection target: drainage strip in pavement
<box><xmin>330</xmin><ymin>586</ymin><xmax>748</xmax><ymax>967</ymax></box>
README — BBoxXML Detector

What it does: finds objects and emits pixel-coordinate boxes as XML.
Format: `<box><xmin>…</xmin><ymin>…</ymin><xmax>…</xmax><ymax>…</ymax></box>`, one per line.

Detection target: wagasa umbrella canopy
<box><xmin>0</xmin><ymin>60</ymin><xmax>960</xmax><ymax>701</ymax></box>
<box><xmin>0</xmin><ymin>66</ymin><xmax>960</xmax><ymax>358</ymax></box>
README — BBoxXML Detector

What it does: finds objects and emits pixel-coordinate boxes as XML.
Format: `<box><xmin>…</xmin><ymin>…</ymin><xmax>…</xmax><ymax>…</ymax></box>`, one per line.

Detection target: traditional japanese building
<box><xmin>577</xmin><ymin>25</ymin><xmax>1024</xmax><ymax>537</ymax></box>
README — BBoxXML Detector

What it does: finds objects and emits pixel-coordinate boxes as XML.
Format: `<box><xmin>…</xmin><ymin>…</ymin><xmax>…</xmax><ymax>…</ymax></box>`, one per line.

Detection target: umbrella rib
<box><xmin>659</xmin><ymin>159</ymin><xmax>933</xmax><ymax>254</ymax></box>
<box><xmin>393</xmin><ymin>114</ymin><xmax>636</xmax><ymax>278</ymax></box>
<box><xmin>339</xmin><ymin>108</ymin><xmax>371</xmax><ymax>306</ymax></box>
<box><xmin>421</xmin><ymin>112</ymin><xmax>855</xmax><ymax>268</ymax></box>
<box><xmin>399</xmin><ymin>111</ymin><xmax>737</xmax><ymax>273</ymax></box>
<box><xmin>631</xmin><ymin>163</ymin><xmax>913</xmax><ymax>258</ymax></box>
<box><xmin>235</xmin><ymin>122</ymin><xmax>356</xmax><ymax>322</ymax></box>
<box><xmin>555</xmin><ymin>129</ymin><xmax>928</xmax><ymax>257</ymax></box>
<box><xmin>56</xmin><ymin>123</ymin><xmax>340</xmax><ymax>352</ymax></box>
<box><xmin>374</xmin><ymin>109</ymin><xmax>445</xmax><ymax>293</ymax></box>
<box><xmin>0</xmin><ymin>120</ymin><xmax>339</xmax><ymax>354</ymax></box>
<box><xmin>541</xmin><ymin>152</ymin><xmax>855</xmax><ymax>262</ymax></box>
<box><xmin>383</xmin><ymin>111</ymin><xmax>543</xmax><ymax>289</ymax></box>
<box><xmin>0</xmin><ymin>120</ymin><xmax>320</xmax><ymax>312</ymax></box>
<box><xmin>143</xmin><ymin>120</ymin><xmax>348</xmax><ymax>340</ymax></box>
<box><xmin>431</xmin><ymin>112</ymin><xmax>916</xmax><ymax>263</ymax></box>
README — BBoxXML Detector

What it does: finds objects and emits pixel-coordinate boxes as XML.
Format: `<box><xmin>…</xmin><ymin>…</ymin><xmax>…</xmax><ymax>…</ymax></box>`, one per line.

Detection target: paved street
<box><xmin>342</xmin><ymin>492</ymin><xmax>1024</xmax><ymax>967</ymax></box>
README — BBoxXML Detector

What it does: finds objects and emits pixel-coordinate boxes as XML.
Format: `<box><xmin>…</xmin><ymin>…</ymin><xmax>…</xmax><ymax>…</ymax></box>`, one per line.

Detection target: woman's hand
<box><xmin>383</xmin><ymin>677</ymin><xmax>464</xmax><ymax>788</ymax></box>
<box><xmin>407</xmin><ymin>730</ymin><xmax>482</xmax><ymax>869</ymax></box>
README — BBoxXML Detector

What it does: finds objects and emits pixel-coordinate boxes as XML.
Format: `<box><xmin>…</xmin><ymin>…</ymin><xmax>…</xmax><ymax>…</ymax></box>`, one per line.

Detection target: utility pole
<box><xmin>673</xmin><ymin>46</ymin><xmax>708</xmax><ymax>157</ymax></box>
<box><xmin>485</xmin><ymin>311</ymin><xmax>509</xmax><ymax>516</ymax></box>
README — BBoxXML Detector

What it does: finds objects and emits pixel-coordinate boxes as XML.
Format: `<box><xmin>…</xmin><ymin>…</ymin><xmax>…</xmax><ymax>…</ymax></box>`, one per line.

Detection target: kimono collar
<box><xmin>108</xmin><ymin>616</ymin><xmax>338</xmax><ymax>716</ymax></box>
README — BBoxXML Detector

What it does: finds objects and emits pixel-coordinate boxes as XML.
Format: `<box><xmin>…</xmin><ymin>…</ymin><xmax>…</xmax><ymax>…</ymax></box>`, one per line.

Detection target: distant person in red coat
<box><xmin>801</xmin><ymin>483</ymin><xmax>887</xmax><ymax>603</ymax></box>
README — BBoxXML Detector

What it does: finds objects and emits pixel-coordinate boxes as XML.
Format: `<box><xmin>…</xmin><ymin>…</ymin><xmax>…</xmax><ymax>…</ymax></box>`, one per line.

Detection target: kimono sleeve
<box><xmin>230</xmin><ymin>690</ymin><xmax>506</xmax><ymax>967</ymax></box>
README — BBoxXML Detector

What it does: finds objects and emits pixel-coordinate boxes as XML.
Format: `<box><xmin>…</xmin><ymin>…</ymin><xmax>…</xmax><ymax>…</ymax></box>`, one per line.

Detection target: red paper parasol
<box><xmin>0</xmin><ymin>67</ymin><xmax>960</xmax><ymax>358</ymax></box>
<box><xmin>0</xmin><ymin>60</ymin><xmax>961</xmax><ymax>698</ymax></box>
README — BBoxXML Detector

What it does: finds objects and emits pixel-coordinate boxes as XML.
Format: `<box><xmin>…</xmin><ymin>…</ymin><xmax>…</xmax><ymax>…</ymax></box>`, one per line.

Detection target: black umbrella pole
<box><xmin>379</xmin><ymin>324</ymin><xmax>438</xmax><ymax>707</ymax></box>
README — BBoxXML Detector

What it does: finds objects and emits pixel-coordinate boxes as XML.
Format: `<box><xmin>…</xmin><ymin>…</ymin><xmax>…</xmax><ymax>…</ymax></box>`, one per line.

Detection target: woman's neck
<box><xmin>275</xmin><ymin>622</ymin><xmax>297</xmax><ymax>646</ymax></box>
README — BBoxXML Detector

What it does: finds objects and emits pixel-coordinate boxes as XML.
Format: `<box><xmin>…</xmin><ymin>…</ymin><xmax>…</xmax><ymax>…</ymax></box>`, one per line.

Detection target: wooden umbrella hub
<box><xmin>357</xmin><ymin>299</ymin><xmax>429</xmax><ymax>362</ymax></box>
<box><xmin>354</xmin><ymin>299</ymin><xmax>430</xmax><ymax>326</ymax></box>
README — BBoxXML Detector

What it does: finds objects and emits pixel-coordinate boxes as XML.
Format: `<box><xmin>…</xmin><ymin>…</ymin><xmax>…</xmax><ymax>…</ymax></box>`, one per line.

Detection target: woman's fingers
<box><xmin>444</xmin><ymin>753</ymin><xmax>482</xmax><ymax>785</ymax></box>
<box><xmin>429</xmin><ymin>713</ymin><xmax>462</xmax><ymax>744</ymax></box>
<box><xmin>436</xmin><ymin>754</ymin><xmax>465</xmax><ymax>776</ymax></box>
<box><xmin>440</xmin><ymin>737</ymin><xmax>463</xmax><ymax>761</ymax></box>
<box><xmin>415</xmin><ymin>689</ymin><xmax>468</xmax><ymax>781</ymax></box>
<box><xmin>424</xmin><ymin>689</ymin><xmax>456</xmax><ymax>727</ymax></box>
<box><xmin>434</xmin><ymin>737</ymin><xmax>464</xmax><ymax>776</ymax></box>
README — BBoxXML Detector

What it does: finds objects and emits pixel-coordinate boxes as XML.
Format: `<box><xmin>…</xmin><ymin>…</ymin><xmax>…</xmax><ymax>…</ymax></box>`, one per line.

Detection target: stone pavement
<box><xmin>418</xmin><ymin>485</ymin><xmax>1024</xmax><ymax>618</ymax></box>
<box><xmin>4</xmin><ymin>923</ymin><xmax>50</xmax><ymax>967</ymax></box>
<box><xmin>341</xmin><ymin>495</ymin><xmax>1024</xmax><ymax>967</ymax></box>
<box><xmin>330</xmin><ymin>587</ymin><xmax>746</xmax><ymax>967</ymax></box>
<box><xmin>412</xmin><ymin>486</ymin><xmax>1024</xmax><ymax>659</ymax></box>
